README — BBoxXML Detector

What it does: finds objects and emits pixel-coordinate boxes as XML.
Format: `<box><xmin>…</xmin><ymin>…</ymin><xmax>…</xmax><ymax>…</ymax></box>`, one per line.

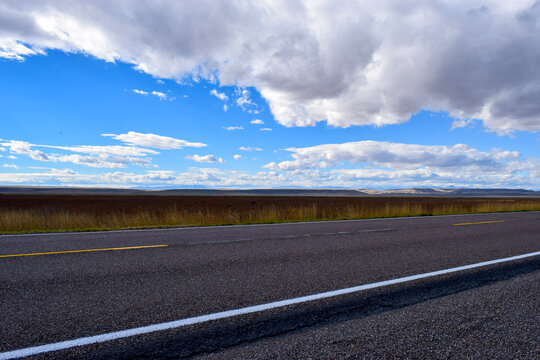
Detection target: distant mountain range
<box><xmin>0</xmin><ymin>186</ymin><xmax>539</xmax><ymax>197</ymax></box>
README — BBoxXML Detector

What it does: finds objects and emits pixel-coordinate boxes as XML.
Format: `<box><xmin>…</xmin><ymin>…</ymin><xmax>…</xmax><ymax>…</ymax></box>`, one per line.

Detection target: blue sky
<box><xmin>1</xmin><ymin>1</ymin><xmax>540</xmax><ymax>189</ymax></box>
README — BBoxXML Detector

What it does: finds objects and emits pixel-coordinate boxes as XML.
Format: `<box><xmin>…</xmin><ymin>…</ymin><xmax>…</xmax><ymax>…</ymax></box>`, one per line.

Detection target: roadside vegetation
<box><xmin>1</xmin><ymin>194</ymin><xmax>539</xmax><ymax>234</ymax></box>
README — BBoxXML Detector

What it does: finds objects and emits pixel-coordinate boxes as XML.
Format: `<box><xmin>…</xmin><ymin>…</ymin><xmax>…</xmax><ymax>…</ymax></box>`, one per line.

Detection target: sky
<box><xmin>1</xmin><ymin>0</ymin><xmax>540</xmax><ymax>189</ymax></box>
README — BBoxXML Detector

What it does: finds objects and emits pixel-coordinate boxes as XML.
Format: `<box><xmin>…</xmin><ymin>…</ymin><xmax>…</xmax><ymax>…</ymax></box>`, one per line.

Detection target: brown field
<box><xmin>1</xmin><ymin>194</ymin><xmax>539</xmax><ymax>234</ymax></box>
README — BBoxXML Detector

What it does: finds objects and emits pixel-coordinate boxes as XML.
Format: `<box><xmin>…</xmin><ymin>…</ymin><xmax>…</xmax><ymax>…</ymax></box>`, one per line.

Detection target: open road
<box><xmin>1</xmin><ymin>212</ymin><xmax>539</xmax><ymax>359</ymax></box>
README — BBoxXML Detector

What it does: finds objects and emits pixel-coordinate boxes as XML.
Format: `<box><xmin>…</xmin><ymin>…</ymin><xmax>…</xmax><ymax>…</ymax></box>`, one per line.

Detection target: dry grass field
<box><xmin>0</xmin><ymin>194</ymin><xmax>539</xmax><ymax>234</ymax></box>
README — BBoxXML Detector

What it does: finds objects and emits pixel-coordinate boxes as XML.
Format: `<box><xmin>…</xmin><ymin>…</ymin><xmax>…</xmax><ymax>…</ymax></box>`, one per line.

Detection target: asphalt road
<box><xmin>0</xmin><ymin>211</ymin><xmax>539</xmax><ymax>359</ymax></box>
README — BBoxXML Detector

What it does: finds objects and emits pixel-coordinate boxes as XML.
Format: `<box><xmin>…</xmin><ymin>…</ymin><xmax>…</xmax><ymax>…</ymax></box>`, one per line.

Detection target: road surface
<box><xmin>0</xmin><ymin>211</ymin><xmax>539</xmax><ymax>359</ymax></box>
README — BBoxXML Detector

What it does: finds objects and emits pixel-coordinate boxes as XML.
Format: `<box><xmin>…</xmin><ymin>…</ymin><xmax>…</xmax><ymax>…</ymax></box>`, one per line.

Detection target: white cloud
<box><xmin>239</xmin><ymin>146</ymin><xmax>262</xmax><ymax>151</ymax></box>
<box><xmin>210</xmin><ymin>89</ymin><xmax>228</xmax><ymax>101</ymax></box>
<box><xmin>132</xmin><ymin>89</ymin><xmax>170</xmax><ymax>100</ymax></box>
<box><xmin>3</xmin><ymin>1</ymin><xmax>540</xmax><ymax>133</ymax></box>
<box><xmin>0</xmin><ymin>39</ymin><xmax>45</xmax><ymax>61</ymax></box>
<box><xmin>0</xmin><ymin>139</ymin><xmax>157</xmax><ymax>168</ymax></box>
<box><xmin>223</xmin><ymin>104</ymin><xmax>228</xmax><ymax>112</ymax></box>
<box><xmin>7</xmin><ymin>155</ymin><xmax>17</xmax><ymax>159</ymax></box>
<box><xmin>102</xmin><ymin>131</ymin><xmax>206</xmax><ymax>149</ymax></box>
<box><xmin>39</xmin><ymin>144</ymin><xmax>159</xmax><ymax>156</ymax></box>
<box><xmin>156</xmin><ymin>79</ymin><xmax>165</xmax><ymax>84</ymax></box>
<box><xmin>1</xmin><ymin>161</ymin><xmax>539</xmax><ymax>189</ymax></box>
<box><xmin>236</xmin><ymin>89</ymin><xmax>252</xmax><ymax>108</ymax></box>
<box><xmin>0</xmin><ymin>133</ymin><xmax>216</xmax><ymax>169</ymax></box>
<box><xmin>185</xmin><ymin>154</ymin><xmax>225</xmax><ymax>163</ymax></box>
<box><xmin>260</xmin><ymin>128</ymin><xmax>272</xmax><ymax>131</ymax></box>
<box><xmin>251</xmin><ymin>119</ymin><xmax>264</xmax><ymax>124</ymax></box>
<box><xmin>132</xmin><ymin>89</ymin><xmax>149</xmax><ymax>95</ymax></box>
<box><xmin>233</xmin><ymin>154</ymin><xmax>242</xmax><ymax>160</ymax></box>
<box><xmin>1</xmin><ymin>140</ymin><xmax>50</xmax><ymax>161</ymax></box>
<box><xmin>265</xmin><ymin>141</ymin><xmax>520</xmax><ymax>173</ymax></box>
<box><xmin>151</xmin><ymin>90</ymin><xmax>168</xmax><ymax>100</ymax></box>
<box><xmin>222</xmin><ymin>126</ymin><xmax>244</xmax><ymax>131</ymax></box>
<box><xmin>3</xmin><ymin>164</ymin><xmax>19</xmax><ymax>169</ymax></box>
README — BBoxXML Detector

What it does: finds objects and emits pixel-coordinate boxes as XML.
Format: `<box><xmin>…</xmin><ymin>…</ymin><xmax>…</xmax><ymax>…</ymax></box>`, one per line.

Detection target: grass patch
<box><xmin>1</xmin><ymin>194</ymin><xmax>539</xmax><ymax>234</ymax></box>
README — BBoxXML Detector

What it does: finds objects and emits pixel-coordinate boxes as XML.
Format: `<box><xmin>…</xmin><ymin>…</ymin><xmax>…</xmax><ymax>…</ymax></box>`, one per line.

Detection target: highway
<box><xmin>0</xmin><ymin>211</ymin><xmax>539</xmax><ymax>359</ymax></box>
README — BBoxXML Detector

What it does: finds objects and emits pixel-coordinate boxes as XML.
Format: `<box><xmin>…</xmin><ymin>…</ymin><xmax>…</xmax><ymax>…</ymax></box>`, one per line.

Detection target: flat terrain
<box><xmin>1</xmin><ymin>194</ymin><xmax>540</xmax><ymax>233</ymax></box>
<box><xmin>0</xmin><ymin>211</ymin><xmax>539</xmax><ymax>359</ymax></box>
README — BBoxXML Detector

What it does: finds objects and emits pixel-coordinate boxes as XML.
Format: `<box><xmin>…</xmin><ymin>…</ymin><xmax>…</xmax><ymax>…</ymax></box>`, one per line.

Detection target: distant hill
<box><xmin>358</xmin><ymin>188</ymin><xmax>540</xmax><ymax>197</ymax></box>
<box><xmin>0</xmin><ymin>186</ymin><xmax>539</xmax><ymax>197</ymax></box>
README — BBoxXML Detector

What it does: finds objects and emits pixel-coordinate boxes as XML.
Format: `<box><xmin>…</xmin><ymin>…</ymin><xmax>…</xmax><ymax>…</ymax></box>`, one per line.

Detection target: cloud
<box><xmin>210</xmin><ymin>89</ymin><xmax>228</xmax><ymax>101</ymax></box>
<box><xmin>39</xmin><ymin>144</ymin><xmax>159</xmax><ymax>156</ymax></box>
<box><xmin>222</xmin><ymin>126</ymin><xmax>244</xmax><ymax>131</ymax></box>
<box><xmin>3</xmin><ymin>1</ymin><xmax>540</xmax><ymax>133</ymax></box>
<box><xmin>239</xmin><ymin>146</ymin><xmax>262</xmax><ymax>151</ymax></box>
<box><xmin>151</xmin><ymin>90</ymin><xmax>168</xmax><ymax>100</ymax></box>
<box><xmin>1</xmin><ymin>140</ymin><xmax>50</xmax><ymax>161</ymax></box>
<box><xmin>132</xmin><ymin>89</ymin><xmax>149</xmax><ymax>95</ymax></box>
<box><xmin>1</xmin><ymin>160</ymin><xmax>539</xmax><ymax>189</ymax></box>
<box><xmin>251</xmin><ymin>119</ymin><xmax>264</xmax><ymax>124</ymax></box>
<box><xmin>236</xmin><ymin>89</ymin><xmax>252</xmax><ymax>108</ymax></box>
<box><xmin>260</xmin><ymin>128</ymin><xmax>272</xmax><ymax>131</ymax></box>
<box><xmin>102</xmin><ymin>131</ymin><xmax>206</xmax><ymax>149</ymax></box>
<box><xmin>0</xmin><ymin>139</ymin><xmax>157</xmax><ymax>168</ymax></box>
<box><xmin>263</xmin><ymin>140</ymin><xmax>522</xmax><ymax>172</ymax></box>
<box><xmin>132</xmin><ymin>89</ymin><xmax>170</xmax><ymax>100</ymax></box>
<box><xmin>3</xmin><ymin>164</ymin><xmax>19</xmax><ymax>169</ymax></box>
<box><xmin>0</xmin><ymin>39</ymin><xmax>45</xmax><ymax>61</ymax></box>
<box><xmin>233</xmin><ymin>154</ymin><xmax>242</xmax><ymax>160</ymax></box>
<box><xmin>185</xmin><ymin>154</ymin><xmax>225</xmax><ymax>163</ymax></box>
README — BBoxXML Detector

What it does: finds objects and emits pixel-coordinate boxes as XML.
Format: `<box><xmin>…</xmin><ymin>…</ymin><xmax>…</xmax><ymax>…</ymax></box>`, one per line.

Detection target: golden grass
<box><xmin>0</xmin><ymin>194</ymin><xmax>539</xmax><ymax>234</ymax></box>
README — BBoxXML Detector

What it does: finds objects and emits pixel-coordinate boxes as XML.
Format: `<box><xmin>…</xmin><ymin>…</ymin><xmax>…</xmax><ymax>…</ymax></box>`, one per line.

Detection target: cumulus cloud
<box><xmin>222</xmin><ymin>126</ymin><xmax>244</xmax><ymax>131</ymax></box>
<box><xmin>102</xmin><ymin>131</ymin><xmax>206</xmax><ymax>149</ymax></box>
<box><xmin>263</xmin><ymin>141</ymin><xmax>520</xmax><ymax>172</ymax></box>
<box><xmin>210</xmin><ymin>89</ymin><xmax>228</xmax><ymax>101</ymax></box>
<box><xmin>151</xmin><ymin>90</ymin><xmax>168</xmax><ymax>100</ymax></box>
<box><xmin>132</xmin><ymin>89</ymin><xmax>149</xmax><ymax>95</ymax></box>
<box><xmin>251</xmin><ymin>119</ymin><xmax>264</xmax><ymax>124</ymax></box>
<box><xmin>39</xmin><ymin>144</ymin><xmax>159</xmax><ymax>156</ymax></box>
<box><xmin>185</xmin><ymin>154</ymin><xmax>225</xmax><ymax>163</ymax></box>
<box><xmin>233</xmin><ymin>154</ymin><xmax>242</xmax><ymax>160</ymax></box>
<box><xmin>132</xmin><ymin>89</ymin><xmax>170</xmax><ymax>100</ymax></box>
<box><xmin>236</xmin><ymin>89</ymin><xmax>252</xmax><ymax>107</ymax></box>
<box><xmin>2</xmin><ymin>1</ymin><xmax>540</xmax><ymax>133</ymax></box>
<box><xmin>1</xmin><ymin>161</ymin><xmax>539</xmax><ymax>189</ymax></box>
<box><xmin>0</xmin><ymin>39</ymin><xmax>45</xmax><ymax>60</ymax></box>
<box><xmin>1</xmin><ymin>140</ymin><xmax>50</xmax><ymax>161</ymax></box>
<box><xmin>0</xmin><ymin>140</ymin><xmax>156</xmax><ymax>168</ymax></box>
<box><xmin>239</xmin><ymin>146</ymin><xmax>262</xmax><ymax>151</ymax></box>
<box><xmin>260</xmin><ymin>128</ymin><xmax>272</xmax><ymax>131</ymax></box>
<box><xmin>0</xmin><ymin>132</ymin><xmax>206</xmax><ymax>169</ymax></box>
<box><xmin>3</xmin><ymin>164</ymin><xmax>19</xmax><ymax>169</ymax></box>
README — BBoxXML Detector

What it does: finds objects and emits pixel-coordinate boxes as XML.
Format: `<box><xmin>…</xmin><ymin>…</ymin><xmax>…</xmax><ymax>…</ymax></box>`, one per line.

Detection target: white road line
<box><xmin>1</xmin><ymin>250</ymin><xmax>539</xmax><ymax>359</ymax></box>
<box><xmin>0</xmin><ymin>211</ymin><xmax>536</xmax><ymax>238</ymax></box>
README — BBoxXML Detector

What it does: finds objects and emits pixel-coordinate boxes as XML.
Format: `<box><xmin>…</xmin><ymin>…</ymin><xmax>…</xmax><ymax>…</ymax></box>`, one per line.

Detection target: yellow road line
<box><xmin>453</xmin><ymin>220</ymin><xmax>505</xmax><ymax>226</ymax></box>
<box><xmin>0</xmin><ymin>244</ymin><xmax>168</xmax><ymax>258</ymax></box>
